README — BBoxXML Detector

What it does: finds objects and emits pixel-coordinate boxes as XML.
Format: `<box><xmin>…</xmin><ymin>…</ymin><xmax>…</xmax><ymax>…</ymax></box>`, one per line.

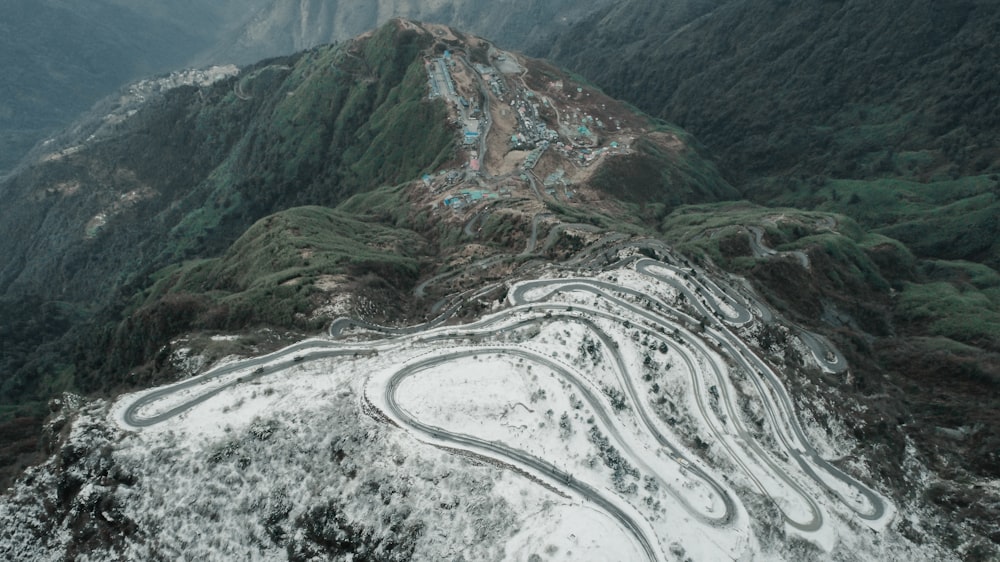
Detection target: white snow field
<box><xmin>1</xmin><ymin>247</ymin><xmax>958</xmax><ymax>561</ymax></box>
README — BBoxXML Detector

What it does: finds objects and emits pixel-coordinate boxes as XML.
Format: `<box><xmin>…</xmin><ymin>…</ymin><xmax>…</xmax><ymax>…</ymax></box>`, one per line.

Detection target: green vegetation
<box><xmin>161</xmin><ymin>206</ymin><xmax>423</xmax><ymax>295</ymax></box>
<box><xmin>893</xmin><ymin>260</ymin><xmax>1000</xmax><ymax>351</ymax></box>
<box><xmin>769</xmin><ymin>175</ymin><xmax>1000</xmax><ymax>267</ymax></box>
<box><xmin>74</xmin><ymin>200</ymin><xmax>432</xmax><ymax>395</ymax></box>
<box><xmin>658</xmin><ymin>202</ymin><xmax>844</xmax><ymax>261</ymax></box>
<box><xmin>897</xmin><ymin>282</ymin><xmax>1000</xmax><ymax>350</ymax></box>
<box><xmin>0</xmin><ymin>0</ymin><xmax>224</xmax><ymax>173</ymax></box>
<box><xmin>0</xmin><ymin>11</ymin><xmax>997</xmax><ymax>546</ymax></box>
<box><xmin>0</xmin><ymin>297</ymin><xmax>89</xmax><ymax>419</ymax></box>
<box><xmin>0</xmin><ymin>21</ymin><xmax>455</xmax><ymax>419</ymax></box>
<box><xmin>589</xmin><ymin>135</ymin><xmax>737</xmax><ymax>220</ymax></box>
<box><xmin>552</xmin><ymin>0</ymin><xmax>1000</xmax><ymax>188</ymax></box>
<box><xmin>658</xmin><ymin>201</ymin><xmax>1000</xmax><ymax>352</ymax></box>
<box><xmin>545</xmin><ymin>200</ymin><xmax>649</xmax><ymax>236</ymax></box>
<box><xmin>336</xmin><ymin>183</ymin><xmax>416</xmax><ymax>226</ymax></box>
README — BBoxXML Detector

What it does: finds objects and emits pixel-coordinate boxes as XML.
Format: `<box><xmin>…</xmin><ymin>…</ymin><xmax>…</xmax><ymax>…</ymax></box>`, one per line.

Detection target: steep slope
<box><xmin>549</xmin><ymin>0</ymin><xmax>1000</xmax><ymax>265</ymax></box>
<box><xmin>0</xmin><ymin>0</ymin><xmax>272</xmax><ymax>175</ymax></box>
<box><xmin>0</xmin><ymin>19</ymin><xmax>733</xmax><ymax>484</ymax></box>
<box><xmin>0</xmin><ymin>0</ymin><xmax>609</xmax><ymax>177</ymax></box>
<box><xmin>0</xmin><ymin>21</ymin><xmax>454</xmax><ymax>457</ymax></box>
<box><xmin>656</xmin><ymin>202</ymin><xmax>1000</xmax><ymax>553</ymax></box>
<box><xmin>0</xmin><ymin>23</ymin><xmax>451</xmax><ymax>307</ymax></box>
<box><xmin>208</xmin><ymin>0</ymin><xmax>612</xmax><ymax>64</ymax></box>
<box><xmin>546</xmin><ymin>9</ymin><xmax>1000</xmax><ymax>537</ymax></box>
<box><xmin>0</xmin><ymin>255</ymin><xmax>960</xmax><ymax>560</ymax></box>
<box><xmin>551</xmin><ymin>0</ymin><xmax>1000</xmax><ymax>182</ymax></box>
<box><xmin>0</xmin><ymin>16</ymin><xmax>998</xmax><ymax>560</ymax></box>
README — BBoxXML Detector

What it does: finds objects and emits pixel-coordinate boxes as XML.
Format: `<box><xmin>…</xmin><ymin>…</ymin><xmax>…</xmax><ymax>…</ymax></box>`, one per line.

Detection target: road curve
<box><xmin>508</xmin><ymin>264</ymin><xmax>885</xmax><ymax>525</ymax></box>
<box><xmin>117</xmin><ymin>236</ymin><xmax>887</xmax><ymax>556</ymax></box>
<box><xmin>122</xmin><ymin>342</ymin><xmax>375</xmax><ymax>427</ymax></box>
<box><xmin>509</xmin><ymin>280</ymin><xmax>823</xmax><ymax>531</ymax></box>
<box><xmin>384</xmin><ymin>348</ymin><xmax>662</xmax><ymax>561</ymax></box>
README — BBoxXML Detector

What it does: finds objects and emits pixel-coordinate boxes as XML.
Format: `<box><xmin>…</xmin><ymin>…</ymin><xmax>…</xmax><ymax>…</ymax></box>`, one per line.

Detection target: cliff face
<box><xmin>206</xmin><ymin>0</ymin><xmax>611</xmax><ymax>64</ymax></box>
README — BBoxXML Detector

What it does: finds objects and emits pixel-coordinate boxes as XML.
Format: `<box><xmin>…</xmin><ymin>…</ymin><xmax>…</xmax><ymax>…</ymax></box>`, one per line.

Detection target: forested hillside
<box><xmin>209</xmin><ymin>0</ymin><xmax>611</xmax><ymax>64</ymax></box>
<box><xmin>0</xmin><ymin>24</ymin><xmax>453</xmax><ymax>462</ymax></box>
<box><xmin>0</xmin><ymin>0</ymin><xmax>236</xmax><ymax>174</ymax></box>
<box><xmin>552</xmin><ymin>0</ymin><xmax>999</xmax><ymax>186</ymax></box>
<box><xmin>549</xmin><ymin>2</ymin><xmax>1000</xmax><ymax>546</ymax></box>
<box><xmin>0</xmin><ymin>0</ymin><xmax>610</xmax><ymax>177</ymax></box>
<box><xmin>0</xmin><ymin>20</ymin><xmax>726</xmax><ymax>488</ymax></box>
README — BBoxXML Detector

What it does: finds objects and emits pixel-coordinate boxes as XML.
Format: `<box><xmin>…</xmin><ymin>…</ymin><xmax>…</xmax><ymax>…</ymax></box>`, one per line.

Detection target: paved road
<box><xmin>463</xmin><ymin>210</ymin><xmax>487</xmax><ymax>238</ymax></box>
<box><xmin>508</xmin><ymin>265</ymin><xmax>885</xmax><ymax>526</ymax></box>
<box><xmin>747</xmin><ymin>226</ymin><xmax>810</xmax><ymax>269</ymax></box>
<box><xmin>119</xmin><ymin>237</ymin><xmax>884</xmax><ymax>558</ymax></box>
<box><xmin>521</xmin><ymin>212</ymin><xmax>552</xmax><ymax>255</ymax></box>
<box><xmin>508</xmin><ymin>279</ymin><xmax>823</xmax><ymax>531</ymax></box>
<box><xmin>385</xmin><ymin>348</ymin><xmax>660</xmax><ymax>561</ymax></box>
<box><xmin>122</xmin><ymin>342</ymin><xmax>375</xmax><ymax>427</ymax></box>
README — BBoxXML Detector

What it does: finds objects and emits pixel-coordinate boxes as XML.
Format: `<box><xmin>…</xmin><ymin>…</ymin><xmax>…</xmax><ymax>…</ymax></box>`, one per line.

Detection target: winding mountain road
<box><xmin>384</xmin><ymin>348</ymin><xmax>661</xmax><ymax>561</ymax></box>
<box><xmin>118</xmin><ymin>239</ymin><xmax>888</xmax><ymax>561</ymax></box>
<box><xmin>122</xmin><ymin>342</ymin><xmax>375</xmax><ymax>427</ymax></box>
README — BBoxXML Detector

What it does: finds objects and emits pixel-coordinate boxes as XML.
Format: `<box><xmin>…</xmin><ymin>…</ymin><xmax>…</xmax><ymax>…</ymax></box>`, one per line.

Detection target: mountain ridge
<box><xmin>0</xmin><ymin>18</ymin><xmax>732</xmax><ymax>444</ymax></box>
<box><xmin>0</xmin><ymin>0</ymin><xmax>612</xmax><ymax>177</ymax></box>
<box><xmin>551</xmin><ymin>0</ymin><xmax>1000</xmax><ymax>183</ymax></box>
<box><xmin>0</xmin><ymin>14</ymin><xmax>998</xmax><ymax>559</ymax></box>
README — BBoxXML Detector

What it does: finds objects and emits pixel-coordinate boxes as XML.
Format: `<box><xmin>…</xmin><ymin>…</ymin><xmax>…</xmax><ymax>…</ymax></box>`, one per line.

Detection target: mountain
<box><xmin>206</xmin><ymin>0</ymin><xmax>612</xmax><ymax>65</ymax></box>
<box><xmin>1</xmin><ymin>15</ymin><xmax>998</xmax><ymax>560</ymax></box>
<box><xmin>549</xmin><ymin>0</ymin><xmax>1000</xmax><ymax>266</ymax></box>
<box><xmin>0</xmin><ymin>0</ymin><xmax>610</xmax><ymax>177</ymax></box>
<box><xmin>546</xmin><ymin>1</ymin><xmax>1000</xmax><ymax>553</ymax></box>
<box><xmin>550</xmin><ymin>0</ymin><xmax>1000</xmax><ymax>183</ymax></box>
<box><xmin>0</xmin><ymin>22</ymin><xmax>451</xmax><ymax>415</ymax></box>
<box><xmin>0</xmin><ymin>0</ymin><xmax>276</xmax><ymax>175</ymax></box>
<box><xmin>0</xmin><ymin>19</ymin><xmax>731</xmax><ymax>485</ymax></box>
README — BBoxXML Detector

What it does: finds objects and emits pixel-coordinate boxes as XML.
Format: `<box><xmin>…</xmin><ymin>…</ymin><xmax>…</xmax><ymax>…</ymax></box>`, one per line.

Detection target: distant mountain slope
<box><xmin>0</xmin><ymin>0</ymin><xmax>232</xmax><ymax>174</ymax></box>
<box><xmin>548</xmin><ymin>0</ymin><xmax>1000</xmax><ymax>267</ymax></box>
<box><xmin>0</xmin><ymin>23</ymin><xmax>451</xmax><ymax>307</ymax></box>
<box><xmin>0</xmin><ymin>19</ymin><xmax>731</xmax><ymax>441</ymax></box>
<box><xmin>207</xmin><ymin>0</ymin><xmax>612</xmax><ymax>65</ymax></box>
<box><xmin>0</xmin><ymin>0</ymin><xmax>239</xmax><ymax>175</ymax></box>
<box><xmin>551</xmin><ymin>0</ymin><xmax>999</xmax><ymax>183</ymax></box>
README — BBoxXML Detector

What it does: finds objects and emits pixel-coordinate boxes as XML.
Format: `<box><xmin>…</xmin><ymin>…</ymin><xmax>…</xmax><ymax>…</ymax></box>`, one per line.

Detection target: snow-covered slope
<box><xmin>0</xmin><ymin>244</ymin><xmax>957</xmax><ymax>561</ymax></box>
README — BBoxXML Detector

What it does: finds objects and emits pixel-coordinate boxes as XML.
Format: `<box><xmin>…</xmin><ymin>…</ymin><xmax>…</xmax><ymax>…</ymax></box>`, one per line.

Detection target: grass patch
<box><xmin>657</xmin><ymin>201</ymin><xmax>849</xmax><ymax>261</ymax></box>
<box><xmin>545</xmin><ymin>200</ymin><xmax>650</xmax><ymax>236</ymax></box>
<box><xmin>144</xmin><ymin>204</ymin><xmax>427</xmax><ymax>330</ymax></box>
<box><xmin>770</xmin><ymin>174</ymin><xmax>1000</xmax><ymax>266</ymax></box>
<box><xmin>897</xmin><ymin>281</ymin><xmax>1000</xmax><ymax>350</ymax></box>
